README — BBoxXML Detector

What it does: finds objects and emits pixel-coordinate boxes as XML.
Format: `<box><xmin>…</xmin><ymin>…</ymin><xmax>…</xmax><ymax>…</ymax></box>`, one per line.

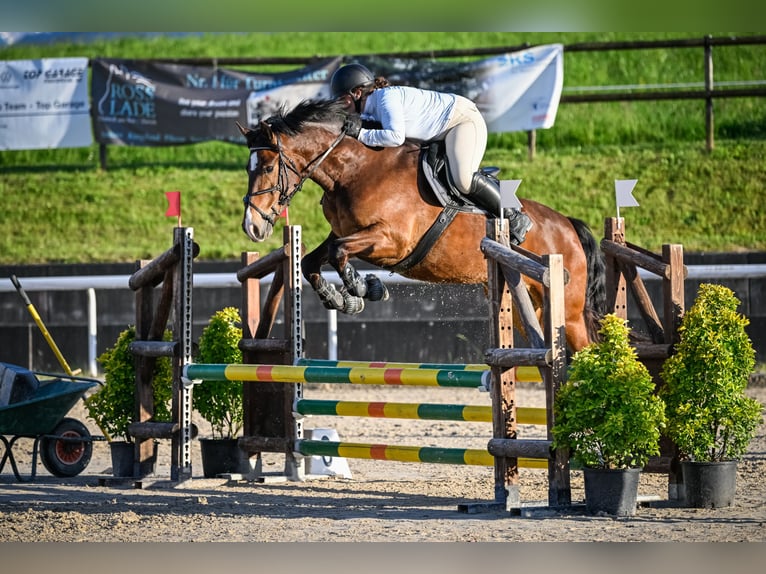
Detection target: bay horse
<box><xmin>237</xmin><ymin>99</ymin><xmax>605</xmax><ymax>352</ymax></box>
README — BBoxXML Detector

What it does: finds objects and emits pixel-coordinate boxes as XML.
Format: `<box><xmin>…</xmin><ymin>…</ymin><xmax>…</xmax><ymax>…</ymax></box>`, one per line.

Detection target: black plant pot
<box><xmin>681</xmin><ymin>460</ymin><xmax>737</xmax><ymax>508</ymax></box>
<box><xmin>199</xmin><ymin>438</ymin><xmax>252</xmax><ymax>478</ymax></box>
<box><xmin>583</xmin><ymin>467</ymin><xmax>641</xmax><ymax>517</ymax></box>
<box><xmin>109</xmin><ymin>440</ymin><xmax>157</xmax><ymax>477</ymax></box>
<box><xmin>109</xmin><ymin>441</ymin><xmax>134</xmax><ymax>477</ymax></box>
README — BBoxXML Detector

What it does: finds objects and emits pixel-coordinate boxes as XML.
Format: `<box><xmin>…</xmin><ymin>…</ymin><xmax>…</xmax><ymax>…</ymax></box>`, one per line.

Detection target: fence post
<box><xmin>705</xmin><ymin>34</ymin><xmax>715</xmax><ymax>152</ymax></box>
<box><xmin>486</xmin><ymin>220</ymin><xmax>518</xmax><ymax>507</ymax></box>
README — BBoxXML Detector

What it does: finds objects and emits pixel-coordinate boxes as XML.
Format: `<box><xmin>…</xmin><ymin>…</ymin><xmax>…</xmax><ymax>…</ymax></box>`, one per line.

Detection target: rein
<box><xmin>244</xmin><ymin>126</ymin><xmax>348</xmax><ymax>226</ymax></box>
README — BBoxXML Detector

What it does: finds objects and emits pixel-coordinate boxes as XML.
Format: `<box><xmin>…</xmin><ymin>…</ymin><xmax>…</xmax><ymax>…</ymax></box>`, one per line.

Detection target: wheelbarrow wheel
<box><xmin>40</xmin><ymin>417</ymin><xmax>93</xmax><ymax>477</ymax></box>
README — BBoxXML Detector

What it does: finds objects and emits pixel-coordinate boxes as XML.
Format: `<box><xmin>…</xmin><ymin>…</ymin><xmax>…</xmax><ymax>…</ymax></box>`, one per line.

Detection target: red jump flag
<box><xmin>165</xmin><ymin>191</ymin><xmax>182</xmax><ymax>226</ymax></box>
<box><xmin>165</xmin><ymin>191</ymin><xmax>181</xmax><ymax>216</ymax></box>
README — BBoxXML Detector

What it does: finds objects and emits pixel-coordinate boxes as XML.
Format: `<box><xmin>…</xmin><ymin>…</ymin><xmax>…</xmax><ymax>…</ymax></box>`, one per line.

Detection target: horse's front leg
<box><xmin>303</xmin><ymin>234</ymin><xmax>367</xmax><ymax>315</ymax></box>
<box><xmin>329</xmin><ymin>232</ymin><xmax>390</xmax><ymax>308</ymax></box>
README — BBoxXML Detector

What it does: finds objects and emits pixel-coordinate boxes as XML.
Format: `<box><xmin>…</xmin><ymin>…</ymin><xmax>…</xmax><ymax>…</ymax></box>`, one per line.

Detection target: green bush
<box><xmin>552</xmin><ymin>314</ymin><xmax>667</xmax><ymax>469</ymax></box>
<box><xmin>192</xmin><ymin>307</ymin><xmax>244</xmax><ymax>439</ymax></box>
<box><xmin>661</xmin><ymin>284</ymin><xmax>763</xmax><ymax>462</ymax></box>
<box><xmin>84</xmin><ymin>326</ymin><xmax>173</xmax><ymax>442</ymax></box>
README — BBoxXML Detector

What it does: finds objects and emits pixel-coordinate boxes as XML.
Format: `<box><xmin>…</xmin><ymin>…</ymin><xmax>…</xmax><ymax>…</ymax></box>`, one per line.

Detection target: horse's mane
<box><xmin>267</xmin><ymin>99</ymin><xmax>348</xmax><ymax>136</ymax></box>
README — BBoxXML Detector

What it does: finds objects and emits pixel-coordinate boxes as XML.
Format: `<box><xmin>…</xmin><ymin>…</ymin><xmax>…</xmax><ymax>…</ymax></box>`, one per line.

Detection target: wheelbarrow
<box><xmin>0</xmin><ymin>362</ymin><xmax>103</xmax><ymax>481</ymax></box>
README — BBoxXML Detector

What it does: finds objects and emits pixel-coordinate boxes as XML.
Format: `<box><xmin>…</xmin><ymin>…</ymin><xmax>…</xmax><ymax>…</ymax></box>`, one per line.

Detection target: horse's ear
<box><xmin>259</xmin><ymin>120</ymin><xmax>274</xmax><ymax>141</ymax></box>
<box><xmin>235</xmin><ymin>121</ymin><xmax>250</xmax><ymax>137</ymax></box>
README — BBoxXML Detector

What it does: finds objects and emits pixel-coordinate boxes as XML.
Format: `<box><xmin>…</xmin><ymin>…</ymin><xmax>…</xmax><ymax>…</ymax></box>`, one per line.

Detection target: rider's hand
<box><xmin>337</xmin><ymin>94</ymin><xmax>356</xmax><ymax>113</ymax></box>
<box><xmin>343</xmin><ymin>114</ymin><xmax>362</xmax><ymax>138</ymax></box>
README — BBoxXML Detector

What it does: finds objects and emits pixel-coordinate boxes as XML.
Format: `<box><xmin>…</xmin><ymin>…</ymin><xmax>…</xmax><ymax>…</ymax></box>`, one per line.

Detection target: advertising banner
<box><xmin>0</xmin><ymin>57</ymin><xmax>92</xmax><ymax>150</ymax></box>
<box><xmin>91</xmin><ymin>57</ymin><xmax>341</xmax><ymax>146</ymax></box>
<box><xmin>356</xmin><ymin>44</ymin><xmax>564</xmax><ymax>132</ymax></box>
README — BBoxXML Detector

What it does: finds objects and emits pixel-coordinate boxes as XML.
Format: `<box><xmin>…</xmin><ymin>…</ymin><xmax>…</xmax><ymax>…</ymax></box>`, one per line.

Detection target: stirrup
<box><xmin>505</xmin><ymin>209</ymin><xmax>533</xmax><ymax>244</ymax></box>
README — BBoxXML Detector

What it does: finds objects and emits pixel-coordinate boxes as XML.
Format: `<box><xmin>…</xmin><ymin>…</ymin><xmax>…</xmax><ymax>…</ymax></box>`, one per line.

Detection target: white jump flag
<box><xmin>615</xmin><ymin>179</ymin><xmax>639</xmax><ymax>220</ymax></box>
<box><xmin>500</xmin><ymin>179</ymin><xmax>523</xmax><ymax>213</ymax></box>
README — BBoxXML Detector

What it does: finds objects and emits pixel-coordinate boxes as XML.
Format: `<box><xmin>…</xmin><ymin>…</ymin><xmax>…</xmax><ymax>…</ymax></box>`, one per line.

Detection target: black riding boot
<box><xmin>468</xmin><ymin>172</ymin><xmax>533</xmax><ymax>244</ymax></box>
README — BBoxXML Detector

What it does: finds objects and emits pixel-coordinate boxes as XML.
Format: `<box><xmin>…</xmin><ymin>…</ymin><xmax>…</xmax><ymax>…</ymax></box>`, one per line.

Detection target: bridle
<box><xmin>243</xmin><ymin>125</ymin><xmax>348</xmax><ymax>227</ymax></box>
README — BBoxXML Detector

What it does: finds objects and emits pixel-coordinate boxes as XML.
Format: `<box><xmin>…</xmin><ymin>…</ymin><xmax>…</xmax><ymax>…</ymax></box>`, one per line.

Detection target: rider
<box><xmin>330</xmin><ymin>63</ymin><xmax>532</xmax><ymax>244</ymax></box>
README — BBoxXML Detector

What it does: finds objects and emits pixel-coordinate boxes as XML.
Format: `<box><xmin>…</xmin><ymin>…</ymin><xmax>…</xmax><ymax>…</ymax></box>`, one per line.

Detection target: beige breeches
<box><xmin>440</xmin><ymin>95</ymin><xmax>488</xmax><ymax>194</ymax></box>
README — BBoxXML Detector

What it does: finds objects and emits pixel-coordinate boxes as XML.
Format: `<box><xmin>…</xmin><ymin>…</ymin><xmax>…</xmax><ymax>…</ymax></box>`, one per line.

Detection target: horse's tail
<box><xmin>568</xmin><ymin>217</ymin><xmax>607</xmax><ymax>342</ymax></box>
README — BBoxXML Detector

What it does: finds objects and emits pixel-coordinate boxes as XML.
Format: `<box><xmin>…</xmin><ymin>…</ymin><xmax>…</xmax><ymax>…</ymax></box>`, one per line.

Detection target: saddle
<box><xmin>387</xmin><ymin>142</ymin><xmax>498</xmax><ymax>273</ymax></box>
<box><xmin>419</xmin><ymin>141</ymin><xmax>498</xmax><ymax>214</ymax></box>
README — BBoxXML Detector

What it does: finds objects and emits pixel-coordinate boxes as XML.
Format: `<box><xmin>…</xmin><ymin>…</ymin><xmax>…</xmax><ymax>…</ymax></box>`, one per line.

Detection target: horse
<box><xmin>237</xmin><ymin>98</ymin><xmax>606</xmax><ymax>352</ymax></box>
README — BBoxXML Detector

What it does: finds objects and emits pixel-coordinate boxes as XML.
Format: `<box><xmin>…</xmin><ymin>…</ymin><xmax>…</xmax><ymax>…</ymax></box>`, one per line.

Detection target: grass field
<box><xmin>1</xmin><ymin>32</ymin><xmax>764</xmax><ymax>264</ymax></box>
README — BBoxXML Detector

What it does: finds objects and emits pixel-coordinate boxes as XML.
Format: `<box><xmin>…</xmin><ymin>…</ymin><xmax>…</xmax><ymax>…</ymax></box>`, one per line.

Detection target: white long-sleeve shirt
<box><xmin>358</xmin><ymin>85</ymin><xmax>457</xmax><ymax>147</ymax></box>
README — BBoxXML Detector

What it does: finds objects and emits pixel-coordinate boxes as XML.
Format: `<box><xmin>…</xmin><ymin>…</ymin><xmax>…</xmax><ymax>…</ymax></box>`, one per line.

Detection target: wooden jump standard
<box><xmin>602</xmin><ymin>216</ymin><xmax>687</xmax><ymax>499</ymax></box>
<box><xmin>126</xmin><ymin>226</ymin><xmax>198</xmax><ymax>481</ymax></box>
<box><xmin>480</xmin><ymin>219</ymin><xmax>569</xmax><ymax>510</ymax></box>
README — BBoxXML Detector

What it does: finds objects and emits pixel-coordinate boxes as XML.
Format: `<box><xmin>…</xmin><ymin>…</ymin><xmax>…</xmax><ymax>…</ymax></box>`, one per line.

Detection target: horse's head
<box><xmin>238</xmin><ymin>120</ymin><xmax>285</xmax><ymax>242</ymax></box>
<box><xmin>238</xmin><ymin>99</ymin><xmax>351</xmax><ymax>242</ymax></box>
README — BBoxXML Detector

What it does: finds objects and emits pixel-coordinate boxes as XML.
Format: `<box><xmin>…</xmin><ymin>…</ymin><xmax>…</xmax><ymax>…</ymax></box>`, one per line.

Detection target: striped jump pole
<box><xmin>296</xmin><ymin>440</ymin><xmax>547</xmax><ymax>469</ymax></box>
<box><xmin>184</xmin><ymin>363</ymin><xmax>489</xmax><ymax>388</ymax></box>
<box><xmin>297</xmin><ymin>358</ymin><xmax>542</xmax><ymax>383</ymax></box>
<box><xmin>295</xmin><ymin>399</ymin><xmax>547</xmax><ymax>425</ymax></box>
<box><xmin>297</xmin><ymin>358</ymin><xmax>488</xmax><ymax>371</ymax></box>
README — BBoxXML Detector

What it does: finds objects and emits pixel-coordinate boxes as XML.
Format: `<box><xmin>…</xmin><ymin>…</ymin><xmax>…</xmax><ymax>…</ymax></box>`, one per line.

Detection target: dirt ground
<box><xmin>1</xmin><ymin>380</ymin><xmax>765</xmax><ymax>545</ymax></box>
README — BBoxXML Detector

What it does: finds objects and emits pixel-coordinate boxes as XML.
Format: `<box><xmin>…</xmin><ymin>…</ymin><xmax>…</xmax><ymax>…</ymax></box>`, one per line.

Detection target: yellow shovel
<box><xmin>10</xmin><ymin>275</ymin><xmax>114</xmax><ymax>441</ymax></box>
<box><xmin>10</xmin><ymin>274</ymin><xmax>81</xmax><ymax>376</ymax></box>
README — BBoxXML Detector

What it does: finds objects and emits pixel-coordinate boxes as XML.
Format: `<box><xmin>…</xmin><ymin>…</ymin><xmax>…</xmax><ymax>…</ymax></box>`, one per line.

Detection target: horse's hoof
<box><xmin>343</xmin><ymin>295</ymin><xmax>365</xmax><ymax>315</ymax></box>
<box><xmin>364</xmin><ymin>274</ymin><xmax>389</xmax><ymax>302</ymax></box>
<box><xmin>315</xmin><ymin>280</ymin><xmax>345</xmax><ymax>311</ymax></box>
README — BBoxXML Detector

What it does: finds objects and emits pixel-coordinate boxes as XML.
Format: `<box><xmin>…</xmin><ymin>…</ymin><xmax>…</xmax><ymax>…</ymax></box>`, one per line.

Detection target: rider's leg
<box><xmin>467</xmin><ymin>172</ymin><xmax>533</xmax><ymax>245</ymax></box>
<box><xmin>443</xmin><ymin>96</ymin><xmax>487</xmax><ymax>194</ymax></box>
<box><xmin>442</xmin><ymin>99</ymin><xmax>532</xmax><ymax>245</ymax></box>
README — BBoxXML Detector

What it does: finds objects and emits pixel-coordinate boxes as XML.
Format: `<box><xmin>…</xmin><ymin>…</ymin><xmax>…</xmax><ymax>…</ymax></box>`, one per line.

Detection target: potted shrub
<box><xmin>552</xmin><ymin>313</ymin><xmax>667</xmax><ymax>516</ymax></box>
<box><xmin>193</xmin><ymin>307</ymin><xmax>249</xmax><ymax>478</ymax></box>
<box><xmin>660</xmin><ymin>283</ymin><xmax>763</xmax><ymax>508</ymax></box>
<box><xmin>84</xmin><ymin>326</ymin><xmax>173</xmax><ymax>476</ymax></box>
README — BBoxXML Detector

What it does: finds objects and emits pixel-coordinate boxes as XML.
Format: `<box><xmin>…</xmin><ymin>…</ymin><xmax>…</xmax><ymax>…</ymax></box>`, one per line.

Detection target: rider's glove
<box><xmin>343</xmin><ymin>114</ymin><xmax>362</xmax><ymax>139</ymax></box>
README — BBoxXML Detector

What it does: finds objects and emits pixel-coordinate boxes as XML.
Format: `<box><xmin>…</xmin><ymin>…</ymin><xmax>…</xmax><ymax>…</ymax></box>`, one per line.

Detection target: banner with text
<box><xmin>91</xmin><ymin>57</ymin><xmax>342</xmax><ymax>146</ymax></box>
<box><xmin>356</xmin><ymin>43</ymin><xmax>564</xmax><ymax>132</ymax></box>
<box><xmin>0</xmin><ymin>57</ymin><xmax>92</xmax><ymax>150</ymax></box>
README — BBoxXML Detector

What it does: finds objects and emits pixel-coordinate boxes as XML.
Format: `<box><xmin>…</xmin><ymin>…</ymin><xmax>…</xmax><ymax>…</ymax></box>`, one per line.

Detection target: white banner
<box><xmin>475</xmin><ymin>44</ymin><xmax>564</xmax><ymax>132</ymax></box>
<box><xmin>0</xmin><ymin>57</ymin><xmax>93</xmax><ymax>150</ymax></box>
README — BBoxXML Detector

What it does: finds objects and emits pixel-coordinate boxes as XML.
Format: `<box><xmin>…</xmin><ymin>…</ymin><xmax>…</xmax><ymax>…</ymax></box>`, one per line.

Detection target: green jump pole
<box><xmin>297</xmin><ymin>358</ymin><xmax>487</xmax><ymax>370</ymax></box>
<box><xmin>297</xmin><ymin>358</ymin><xmax>542</xmax><ymax>383</ymax></box>
<box><xmin>296</xmin><ymin>440</ymin><xmax>547</xmax><ymax>469</ymax></box>
<box><xmin>184</xmin><ymin>363</ymin><xmax>488</xmax><ymax>388</ymax></box>
<box><xmin>297</xmin><ymin>439</ymin><xmax>493</xmax><ymax>466</ymax></box>
<box><xmin>295</xmin><ymin>399</ymin><xmax>547</xmax><ymax>425</ymax></box>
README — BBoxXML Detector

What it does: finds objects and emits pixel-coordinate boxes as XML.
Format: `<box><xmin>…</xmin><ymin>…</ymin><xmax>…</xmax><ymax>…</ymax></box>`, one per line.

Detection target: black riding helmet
<box><xmin>331</xmin><ymin>63</ymin><xmax>374</xmax><ymax>97</ymax></box>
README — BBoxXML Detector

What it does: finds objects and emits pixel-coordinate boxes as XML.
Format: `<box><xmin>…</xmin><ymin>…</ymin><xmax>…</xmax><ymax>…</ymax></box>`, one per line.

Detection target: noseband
<box><xmin>244</xmin><ymin>127</ymin><xmax>347</xmax><ymax>227</ymax></box>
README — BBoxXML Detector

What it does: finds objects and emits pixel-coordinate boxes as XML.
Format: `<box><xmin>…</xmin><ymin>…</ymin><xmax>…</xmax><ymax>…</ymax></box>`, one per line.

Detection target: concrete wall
<box><xmin>1</xmin><ymin>252</ymin><xmax>765</xmax><ymax>375</ymax></box>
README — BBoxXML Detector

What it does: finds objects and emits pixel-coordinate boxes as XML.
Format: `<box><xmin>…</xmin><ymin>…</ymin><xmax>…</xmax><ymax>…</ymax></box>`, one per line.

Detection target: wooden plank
<box><xmin>663</xmin><ymin>244</ymin><xmax>685</xmax><ymax>345</ymax></box>
<box><xmin>128</xmin><ymin>241</ymin><xmax>199</xmax><ymax>290</ymax></box>
<box><xmin>484</xmin><ymin>348</ymin><xmax>551</xmax><ymax>368</ymax></box>
<box><xmin>487</xmin><ymin>438</ymin><xmax>552</xmax><ymax>459</ymax></box>
<box><xmin>601</xmin><ymin>238</ymin><xmax>671</xmax><ymax>279</ymax></box>
<box><xmin>238</xmin><ymin>338</ymin><xmax>292</xmax><ymax>353</ymax></box>
<box><xmin>481</xmin><ymin>237</ymin><xmax>550</xmax><ymax>285</ymax></box>
<box><xmin>604</xmin><ymin>218</ymin><xmax>628</xmax><ymax>318</ymax></box>
<box><xmin>236</xmin><ymin>244</ymin><xmax>288</xmax><ymax>282</ymax></box>
<box><xmin>542</xmin><ymin>253</ymin><xmax>570</xmax><ymax>507</ymax></box>
<box><xmin>486</xmin><ymin>220</ymin><xmax>517</xmax><ymax>505</ymax></box>
<box><xmin>129</xmin><ymin>340</ymin><xmax>176</xmax><ymax>357</ymax></box>
<box><xmin>128</xmin><ymin>421</ymin><xmax>199</xmax><ymax>439</ymax></box>
<box><xmin>622</xmin><ymin>261</ymin><xmax>665</xmax><ymax>343</ymax></box>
